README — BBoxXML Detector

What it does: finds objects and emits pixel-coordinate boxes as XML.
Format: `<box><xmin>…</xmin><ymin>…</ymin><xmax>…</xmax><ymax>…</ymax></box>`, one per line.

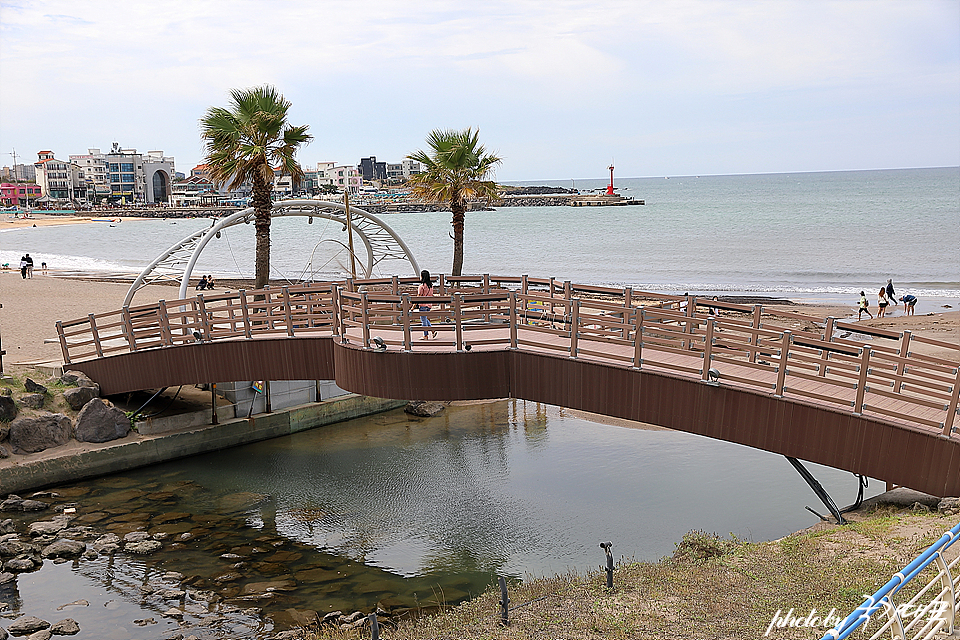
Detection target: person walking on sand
<box><xmin>24</xmin><ymin>253</ymin><xmax>33</xmax><ymax>279</ymax></box>
<box><xmin>19</xmin><ymin>255</ymin><xmax>27</xmax><ymax>279</ymax></box>
<box><xmin>877</xmin><ymin>287</ymin><xmax>889</xmax><ymax>317</ymax></box>
<box><xmin>900</xmin><ymin>294</ymin><xmax>917</xmax><ymax>316</ymax></box>
<box><xmin>417</xmin><ymin>269</ymin><xmax>437</xmax><ymax>339</ymax></box>
<box><xmin>886</xmin><ymin>278</ymin><xmax>895</xmax><ymax>302</ymax></box>
<box><xmin>858</xmin><ymin>291</ymin><xmax>873</xmax><ymax>320</ymax></box>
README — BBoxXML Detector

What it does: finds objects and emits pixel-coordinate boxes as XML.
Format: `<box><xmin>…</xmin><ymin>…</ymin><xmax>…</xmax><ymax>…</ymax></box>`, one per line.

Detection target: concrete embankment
<box><xmin>0</xmin><ymin>394</ymin><xmax>404</xmax><ymax>495</ymax></box>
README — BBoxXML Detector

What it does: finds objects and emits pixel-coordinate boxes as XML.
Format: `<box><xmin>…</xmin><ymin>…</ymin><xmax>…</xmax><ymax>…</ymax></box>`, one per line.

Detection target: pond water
<box><xmin>1</xmin><ymin>400</ymin><xmax>880</xmax><ymax>637</ymax></box>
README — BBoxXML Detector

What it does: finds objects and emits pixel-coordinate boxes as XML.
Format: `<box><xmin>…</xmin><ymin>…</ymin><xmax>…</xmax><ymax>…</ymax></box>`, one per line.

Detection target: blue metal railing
<box><xmin>821</xmin><ymin>520</ymin><xmax>960</xmax><ymax>640</ymax></box>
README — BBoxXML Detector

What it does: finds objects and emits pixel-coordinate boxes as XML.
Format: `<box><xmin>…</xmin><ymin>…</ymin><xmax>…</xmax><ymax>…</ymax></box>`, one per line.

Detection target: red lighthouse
<box><xmin>606</xmin><ymin>164</ymin><xmax>615</xmax><ymax>195</ymax></box>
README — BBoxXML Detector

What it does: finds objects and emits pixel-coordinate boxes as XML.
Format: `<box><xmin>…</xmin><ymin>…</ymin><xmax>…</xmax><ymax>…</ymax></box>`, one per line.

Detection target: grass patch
<box><xmin>301</xmin><ymin>510</ymin><xmax>959</xmax><ymax>640</ymax></box>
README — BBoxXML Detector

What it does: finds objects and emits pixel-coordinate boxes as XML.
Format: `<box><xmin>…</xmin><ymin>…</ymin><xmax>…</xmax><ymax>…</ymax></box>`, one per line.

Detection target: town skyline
<box><xmin>2</xmin><ymin>1</ymin><xmax>958</xmax><ymax>181</ymax></box>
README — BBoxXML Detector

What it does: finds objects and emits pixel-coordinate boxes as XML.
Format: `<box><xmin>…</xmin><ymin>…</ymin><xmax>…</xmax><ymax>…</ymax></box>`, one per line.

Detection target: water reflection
<box><xmin>3</xmin><ymin>399</ymin><xmax>880</xmax><ymax>634</ymax></box>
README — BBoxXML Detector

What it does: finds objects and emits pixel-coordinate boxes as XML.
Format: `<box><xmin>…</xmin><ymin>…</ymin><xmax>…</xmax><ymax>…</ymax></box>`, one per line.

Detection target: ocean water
<box><xmin>2</xmin><ymin>167</ymin><xmax>957</xmax><ymax>305</ymax></box>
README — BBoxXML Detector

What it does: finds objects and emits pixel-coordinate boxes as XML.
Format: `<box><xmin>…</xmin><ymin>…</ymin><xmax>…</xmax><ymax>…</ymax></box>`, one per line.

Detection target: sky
<box><xmin>1</xmin><ymin>0</ymin><xmax>958</xmax><ymax>181</ymax></box>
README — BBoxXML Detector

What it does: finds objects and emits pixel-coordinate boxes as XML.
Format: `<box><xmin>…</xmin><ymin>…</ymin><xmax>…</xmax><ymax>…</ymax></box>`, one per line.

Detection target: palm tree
<box><xmin>407</xmin><ymin>128</ymin><xmax>502</xmax><ymax>276</ymax></box>
<box><xmin>200</xmin><ymin>85</ymin><xmax>312</xmax><ymax>290</ymax></box>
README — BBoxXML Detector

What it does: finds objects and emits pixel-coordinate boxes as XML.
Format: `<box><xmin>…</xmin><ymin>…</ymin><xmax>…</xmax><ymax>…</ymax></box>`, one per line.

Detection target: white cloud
<box><xmin>1</xmin><ymin>0</ymin><xmax>957</xmax><ymax>179</ymax></box>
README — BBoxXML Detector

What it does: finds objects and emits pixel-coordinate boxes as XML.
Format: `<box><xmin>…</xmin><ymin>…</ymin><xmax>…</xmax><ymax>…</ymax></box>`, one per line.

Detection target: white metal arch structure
<box><xmin>123</xmin><ymin>199</ymin><xmax>420</xmax><ymax>307</ymax></box>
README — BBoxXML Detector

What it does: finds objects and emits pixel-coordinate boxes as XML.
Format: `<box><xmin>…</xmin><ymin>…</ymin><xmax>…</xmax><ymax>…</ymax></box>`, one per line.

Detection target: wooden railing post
<box><xmin>483</xmin><ymin>274</ymin><xmax>491</xmax><ymax>321</ymax></box>
<box><xmin>438</xmin><ymin>273</ymin><xmax>446</xmax><ymax>296</ymax></box>
<box><xmin>283</xmin><ymin>287</ymin><xmax>295</xmax><ymax>336</ymax></box>
<box><xmin>942</xmin><ymin>366</ymin><xmax>960</xmax><ymax>437</ymax></box>
<box><xmin>88</xmin><ymin>313</ymin><xmax>104</xmax><ymax>357</ymax></box>
<box><xmin>702</xmin><ymin>318</ymin><xmax>716</xmax><ymax>381</ymax></box>
<box><xmin>521</xmin><ymin>274</ymin><xmax>529</xmax><ymax>295</ymax></box>
<box><xmin>749</xmin><ymin>305</ymin><xmax>762</xmax><ymax>363</ymax></box>
<box><xmin>196</xmin><ymin>294</ymin><xmax>212</xmax><ymax>341</ymax></box>
<box><xmin>509</xmin><ymin>291</ymin><xmax>518</xmax><ymax>349</ymax></box>
<box><xmin>895</xmin><ymin>330</ymin><xmax>912</xmax><ymax>392</ymax></box>
<box><xmin>391</xmin><ymin>275</ymin><xmax>399</xmax><ymax>295</ymax></box>
<box><xmin>854</xmin><ymin>346</ymin><xmax>871</xmax><ymax>414</ymax></box>
<box><xmin>121</xmin><ymin>307</ymin><xmax>137</xmax><ymax>352</ymax></box>
<box><xmin>632</xmin><ymin>308</ymin><xmax>644</xmax><ymax>369</ymax></box>
<box><xmin>361</xmin><ymin>292</ymin><xmax>371</xmax><ymax>349</ymax></box>
<box><xmin>455</xmin><ymin>293</ymin><xmax>464</xmax><ymax>351</ymax></box>
<box><xmin>775</xmin><ymin>330</ymin><xmax>791</xmax><ymax>396</ymax></box>
<box><xmin>819</xmin><ymin>317</ymin><xmax>835</xmax><ymax>377</ymax></box>
<box><xmin>684</xmin><ymin>294</ymin><xmax>696</xmax><ymax>350</ymax></box>
<box><xmin>401</xmin><ymin>293</ymin><xmax>412</xmax><ymax>351</ymax></box>
<box><xmin>569</xmin><ymin>298</ymin><xmax>580</xmax><ymax>358</ymax></box>
<box><xmin>331</xmin><ymin>286</ymin><xmax>342</xmax><ymax>341</ymax></box>
<box><xmin>239</xmin><ymin>290</ymin><xmax>253</xmax><ymax>339</ymax></box>
<box><xmin>158</xmin><ymin>300</ymin><xmax>173</xmax><ymax>346</ymax></box>
<box><xmin>56</xmin><ymin>321</ymin><xmax>71</xmax><ymax>365</ymax></box>
<box><xmin>622</xmin><ymin>287</ymin><xmax>633</xmax><ymax>339</ymax></box>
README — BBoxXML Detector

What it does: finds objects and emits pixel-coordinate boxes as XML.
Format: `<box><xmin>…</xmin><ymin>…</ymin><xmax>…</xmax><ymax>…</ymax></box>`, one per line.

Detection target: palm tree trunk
<box><xmin>451</xmin><ymin>201</ymin><xmax>465</xmax><ymax>276</ymax></box>
<box><xmin>252</xmin><ymin>171</ymin><xmax>272</xmax><ymax>290</ymax></box>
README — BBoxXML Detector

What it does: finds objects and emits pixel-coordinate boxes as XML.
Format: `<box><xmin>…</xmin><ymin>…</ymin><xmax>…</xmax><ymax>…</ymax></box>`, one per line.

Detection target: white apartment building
<box><xmin>34</xmin><ymin>151</ymin><xmax>85</xmax><ymax>202</ymax></box>
<box><xmin>315</xmin><ymin>162</ymin><xmax>361</xmax><ymax>193</ymax></box>
<box><xmin>69</xmin><ymin>145</ymin><xmax>175</xmax><ymax>204</ymax></box>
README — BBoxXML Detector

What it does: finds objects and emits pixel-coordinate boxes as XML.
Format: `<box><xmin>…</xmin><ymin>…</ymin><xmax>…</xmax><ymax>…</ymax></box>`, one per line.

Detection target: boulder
<box><xmin>63</xmin><ymin>387</ymin><xmax>98</xmax><ymax>412</ymax></box>
<box><xmin>404</xmin><ymin>401</ymin><xmax>446</xmax><ymax>417</ymax></box>
<box><xmin>0</xmin><ymin>446</ymin><xmax>8</xmax><ymax>459</ymax></box>
<box><xmin>23</xmin><ymin>379</ymin><xmax>47</xmax><ymax>395</ymax></box>
<box><xmin>0</xmin><ymin>520</ymin><xmax>14</xmax><ymax>535</ymax></box>
<box><xmin>8</xmin><ymin>414</ymin><xmax>72</xmax><ymax>454</ymax></box>
<box><xmin>60</xmin><ymin>371</ymin><xmax>99</xmax><ymax>392</ymax></box>
<box><xmin>41</xmin><ymin>539</ymin><xmax>86</xmax><ymax>559</ymax></box>
<box><xmin>74</xmin><ymin>399</ymin><xmax>130</xmax><ymax>443</ymax></box>
<box><xmin>18</xmin><ymin>501</ymin><xmax>47</xmax><ymax>512</ymax></box>
<box><xmin>28</xmin><ymin>517</ymin><xmax>70</xmax><ymax>537</ymax></box>
<box><xmin>4</xmin><ymin>555</ymin><xmax>38</xmax><ymax>572</ymax></box>
<box><xmin>0</xmin><ymin>396</ymin><xmax>16</xmax><ymax>422</ymax></box>
<box><xmin>18</xmin><ymin>394</ymin><xmax>45</xmax><ymax>410</ymax></box>
<box><xmin>49</xmin><ymin>619</ymin><xmax>80</xmax><ymax>635</ymax></box>
<box><xmin>7</xmin><ymin>616</ymin><xmax>49</xmax><ymax>635</ymax></box>
<box><xmin>0</xmin><ymin>496</ymin><xmax>22</xmax><ymax>512</ymax></box>
<box><xmin>25</xmin><ymin>630</ymin><xmax>51</xmax><ymax>640</ymax></box>
<box><xmin>125</xmin><ymin>540</ymin><xmax>162</xmax><ymax>554</ymax></box>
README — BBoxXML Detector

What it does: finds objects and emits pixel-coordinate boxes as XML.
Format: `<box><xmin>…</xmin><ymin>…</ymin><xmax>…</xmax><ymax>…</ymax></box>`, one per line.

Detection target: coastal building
<box><xmin>69</xmin><ymin>144</ymin><xmax>175</xmax><ymax>204</ymax></box>
<box><xmin>358</xmin><ymin>156</ymin><xmax>386</xmax><ymax>181</ymax></box>
<box><xmin>385</xmin><ymin>159</ymin><xmax>424</xmax><ymax>181</ymax></box>
<box><xmin>169</xmin><ymin>175</ymin><xmax>217</xmax><ymax>207</ymax></box>
<box><xmin>1</xmin><ymin>163</ymin><xmax>37</xmax><ymax>182</ymax></box>
<box><xmin>34</xmin><ymin>151</ymin><xmax>86</xmax><ymax>202</ymax></box>
<box><xmin>0</xmin><ymin>182</ymin><xmax>42</xmax><ymax>207</ymax></box>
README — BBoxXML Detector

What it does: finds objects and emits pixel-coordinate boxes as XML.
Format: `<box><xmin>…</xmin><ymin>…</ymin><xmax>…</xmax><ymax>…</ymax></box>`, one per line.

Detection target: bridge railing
<box><xmin>55</xmin><ymin>274</ymin><xmax>960</xmax><ymax>438</ymax></box>
<box><xmin>820</xmin><ymin>521</ymin><xmax>960</xmax><ymax>640</ymax></box>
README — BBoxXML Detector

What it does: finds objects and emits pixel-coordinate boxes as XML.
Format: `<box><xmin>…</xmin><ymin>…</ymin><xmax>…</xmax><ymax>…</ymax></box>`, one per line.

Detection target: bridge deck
<box><xmin>56</xmin><ymin>275</ymin><xmax>960</xmax><ymax>495</ymax></box>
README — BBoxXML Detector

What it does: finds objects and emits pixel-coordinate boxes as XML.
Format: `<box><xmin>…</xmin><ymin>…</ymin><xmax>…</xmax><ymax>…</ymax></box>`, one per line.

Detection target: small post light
<box><xmin>707</xmin><ymin>367</ymin><xmax>720</xmax><ymax>383</ymax></box>
<box><xmin>192</xmin><ymin>330</ymin><xmax>203</xmax><ymax>343</ymax></box>
<box><xmin>600</xmin><ymin>541</ymin><xmax>614</xmax><ymax>589</ymax></box>
<box><xmin>371</xmin><ymin>336</ymin><xmax>387</xmax><ymax>352</ymax></box>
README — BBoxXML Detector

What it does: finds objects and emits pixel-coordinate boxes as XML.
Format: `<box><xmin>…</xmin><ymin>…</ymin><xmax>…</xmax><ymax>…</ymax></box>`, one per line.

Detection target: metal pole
<box><xmin>368</xmin><ymin>613</ymin><xmax>379</xmax><ymax>640</ymax></box>
<box><xmin>498</xmin><ymin>576</ymin><xmax>510</xmax><ymax>626</ymax></box>
<box><xmin>344</xmin><ymin>190</ymin><xmax>357</xmax><ymax>279</ymax></box>
<box><xmin>211</xmin><ymin>383</ymin><xmax>218</xmax><ymax>425</ymax></box>
<box><xmin>600</xmin><ymin>542</ymin><xmax>614</xmax><ymax>589</ymax></box>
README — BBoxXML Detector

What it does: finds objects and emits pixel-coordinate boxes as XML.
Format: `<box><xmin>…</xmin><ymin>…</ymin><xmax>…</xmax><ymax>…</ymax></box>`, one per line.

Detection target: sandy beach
<box><xmin>1</xmin><ymin>211</ymin><xmax>149</xmax><ymax>230</ymax></box>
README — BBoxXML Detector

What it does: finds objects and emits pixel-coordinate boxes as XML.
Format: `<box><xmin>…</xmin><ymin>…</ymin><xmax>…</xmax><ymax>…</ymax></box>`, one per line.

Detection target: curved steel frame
<box><xmin>123</xmin><ymin>200</ymin><xmax>420</xmax><ymax>306</ymax></box>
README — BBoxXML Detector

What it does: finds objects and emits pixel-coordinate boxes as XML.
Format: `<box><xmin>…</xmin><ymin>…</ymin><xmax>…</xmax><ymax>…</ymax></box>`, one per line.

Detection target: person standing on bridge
<box><xmin>417</xmin><ymin>270</ymin><xmax>437</xmax><ymax>339</ymax></box>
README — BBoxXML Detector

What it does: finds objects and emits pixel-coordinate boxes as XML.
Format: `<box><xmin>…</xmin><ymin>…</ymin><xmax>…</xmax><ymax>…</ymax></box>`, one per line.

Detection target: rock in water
<box><xmin>404</xmin><ymin>401</ymin><xmax>445</xmax><ymax>417</ymax></box>
<box><xmin>7</xmin><ymin>615</ymin><xmax>50</xmax><ymax>635</ymax></box>
<box><xmin>9</xmin><ymin>414</ymin><xmax>72</xmax><ymax>454</ymax></box>
<box><xmin>49</xmin><ymin>618</ymin><xmax>80</xmax><ymax>635</ymax></box>
<box><xmin>74</xmin><ymin>398</ymin><xmax>130</xmax><ymax>443</ymax></box>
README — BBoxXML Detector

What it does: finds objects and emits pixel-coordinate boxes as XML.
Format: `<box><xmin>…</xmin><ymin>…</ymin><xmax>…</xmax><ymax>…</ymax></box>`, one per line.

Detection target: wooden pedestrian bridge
<box><xmin>55</xmin><ymin>275</ymin><xmax>960</xmax><ymax>497</ymax></box>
